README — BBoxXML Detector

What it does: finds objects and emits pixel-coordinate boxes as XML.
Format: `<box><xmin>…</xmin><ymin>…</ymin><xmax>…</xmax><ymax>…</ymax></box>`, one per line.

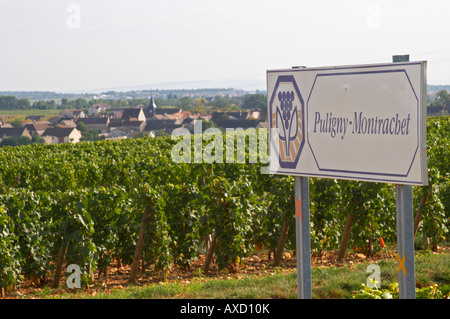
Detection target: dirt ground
<box><xmin>3</xmin><ymin>246</ymin><xmax>448</xmax><ymax>299</ymax></box>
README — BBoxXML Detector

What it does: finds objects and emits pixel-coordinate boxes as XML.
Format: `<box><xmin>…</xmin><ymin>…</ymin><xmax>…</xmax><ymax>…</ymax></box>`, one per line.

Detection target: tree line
<box><xmin>430</xmin><ymin>89</ymin><xmax>450</xmax><ymax>107</ymax></box>
<box><xmin>2</xmin><ymin>88</ymin><xmax>447</xmax><ymax>113</ymax></box>
<box><xmin>0</xmin><ymin>93</ymin><xmax>267</xmax><ymax>111</ymax></box>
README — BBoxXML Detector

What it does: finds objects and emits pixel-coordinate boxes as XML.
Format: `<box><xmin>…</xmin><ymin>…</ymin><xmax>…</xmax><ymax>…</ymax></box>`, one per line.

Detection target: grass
<box><xmin>0</xmin><ymin>108</ymin><xmax>61</xmax><ymax>118</ymax></box>
<box><xmin>39</xmin><ymin>248</ymin><xmax>449</xmax><ymax>300</ymax></box>
<box><xmin>68</xmin><ymin>272</ymin><xmax>298</xmax><ymax>300</ymax></box>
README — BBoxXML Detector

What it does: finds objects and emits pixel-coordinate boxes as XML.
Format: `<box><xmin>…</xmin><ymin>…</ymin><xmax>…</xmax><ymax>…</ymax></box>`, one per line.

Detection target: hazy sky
<box><xmin>1</xmin><ymin>0</ymin><xmax>450</xmax><ymax>92</ymax></box>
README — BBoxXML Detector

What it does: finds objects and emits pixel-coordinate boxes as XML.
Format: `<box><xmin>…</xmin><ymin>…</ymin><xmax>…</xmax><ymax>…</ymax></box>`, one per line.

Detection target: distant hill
<box><xmin>0</xmin><ymin>88</ymin><xmax>260</xmax><ymax>101</ymax></box>
<box><xmin>427</xmin><ymin>85</ymin><xmax>450</xmax><ymax>93</ymax></box>
<box><xmin>0</xmin><ymin>84</ymin><xmax>448</xmax><ymax>101</ymax></box>
<box><xmin>0</xmin><ymin>91</ymin><xmax>94</xmax><ymax>100</ymax></box>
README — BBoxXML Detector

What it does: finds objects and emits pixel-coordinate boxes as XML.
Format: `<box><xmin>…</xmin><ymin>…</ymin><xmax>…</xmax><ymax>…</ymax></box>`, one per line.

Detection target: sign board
<box><xmin>267</xmin><ymin>61</ymin><xmax>428</xmax><ymax>186</ymax></box>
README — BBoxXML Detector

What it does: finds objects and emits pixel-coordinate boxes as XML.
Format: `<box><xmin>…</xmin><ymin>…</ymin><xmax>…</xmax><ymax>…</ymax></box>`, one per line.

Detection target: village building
<box><xmin>212</xmin><ymin>119</ymin><xmax>263</xmax><ymax>130</ymax></box>
<box><xmin>144</xmin><ymin>119</ymin><xmax>181</xmax><ymax>133</ymax></box>
<box><xmin>88</xmin><ymin>103</ymin><xmax>109</xmax><ymax>116</ymax></box>
<box><xmin>42</xmin><ymin>127</ymin><xmax>81</xmax><ymax>144</ymax></box>
<box><xmin>23</xmin><ymin>122</ymin><xmax>52</xmax><ymax>136</ymax></box>
<box><xmin>76</xmin><ymin>117</ymin><xmax>110</xmax><ymax>132</ymax></box>
<box><xmin>0</xmin><ymin>122</ymin><xmax>12</xmax><ymax>128</ymax></box>
<box><xmin>109</xmin><ymin>120</ymin><xmax>146</xmax><ymax>132</ymax></box>
<box><xmin>155</xmin><ymin>107</ymin><xmax>181</xmax><ymax>116</ymax></box>
<box><xmin>121</xmin><ymin>108</ymin><xmax>146</xmax><ymax>122</ymax></box>
<box><xmin>0</xmin><ymin>127</ymin><xmax>32</xmax><ymax>141</ymax></box>
<box><xmin>107</xmin><ymin>128</ymin><xmax>132</xmax><ymax>139</ymax></box>
<box><xmin>58</xmin><ymin>119</ymin><xmax>77</xmax><ymax>128</ymax></box>
<box><xmin>60</xmin><ymin>109</ymin><xmax>86</xmax><ymax>119</ymax></box>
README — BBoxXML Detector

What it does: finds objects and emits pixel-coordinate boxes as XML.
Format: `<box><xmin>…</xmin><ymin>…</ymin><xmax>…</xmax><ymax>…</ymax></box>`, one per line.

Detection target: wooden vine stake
<box><xmin>129</xmin><ymin>206</ymin><xmax>151</xmax><ymax>284</ymax></box>
<box><xmin>338</xmin><ymin>214</ymin><xmax>354</xmax><ymax>260</ymax></box>
<box><xmin>273</xmin><ymin>217</ymin><xmax>290</xmax><ymax>266</ymax></box>
<box><xmin>202</xmin><ymin>229</ymin><xmax>217</xmax><ymax>273</ymax></box>
<box><xmin>51</xmin><ymin>225</ymin><xmax>69</xmax><ymax>288</ymax></box>
<box><xmin>414</xmin><ymin>184</ymin><xmax>431</xmax><ymax>238</ymax></box>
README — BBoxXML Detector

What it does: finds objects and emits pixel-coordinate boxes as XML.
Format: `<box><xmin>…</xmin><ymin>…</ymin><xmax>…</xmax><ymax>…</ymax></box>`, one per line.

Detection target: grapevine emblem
<box><xmin>269</xmin><ymin>75</ymin><xmax>305</xmax><ymax>169</ymax></box>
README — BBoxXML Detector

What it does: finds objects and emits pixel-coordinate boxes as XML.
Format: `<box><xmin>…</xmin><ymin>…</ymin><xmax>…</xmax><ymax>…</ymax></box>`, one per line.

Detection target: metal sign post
<box><xmin>393</xmin><ymin>54</ymin><xmax>416</xmax><ymax>299</ymax></box>
<box><xmin>396</xmin><ymin>184</ymin><xmax>416</xmax><ymax>299</ymax></box>
<box><xmin>295</xmin><ymin>176</ymin><xmax>312</xmax><ymax>299</ymax></box>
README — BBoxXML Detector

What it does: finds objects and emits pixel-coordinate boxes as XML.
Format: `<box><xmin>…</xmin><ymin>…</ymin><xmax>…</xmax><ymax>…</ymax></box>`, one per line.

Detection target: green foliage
<box><xmin>9</xmin><ymin>119</ymin><xmax>24</xmax><ymax>128</ymax></box>
<box><xmin>352</xmin><ymin>282</ymin><xmax>397</xmax><ymax>299</ymax></box>
<box><xmin>310</xmin><ymin>178</ymin><xmax>342</xmax><ymax>253</ymax></box>
<box><xmin>0</xmin><ymin>136</ymin><xmax>32</xmax><ymax>147</ymax></box>
<box><xmin>1</xmin><ymin>134</ymin><xmax>48</xmax><ymax>147</ymax></box>
<box><xmin>433</xmin><ymin>89</ymin><xmax>450</xmax><ymax>107</ymax></box>
<box><xmin>418</xmin><ymin>116</ymin><xmax>450</xmax><ymax>249</ymax></box>
<box><xmin>205</xmin><ymin>176</ymin><xmax>256</xmax><ymax>269</ymax></box>
<box><xmin>163</xmin><ymin>183</ymin><xmax>202</xmax><ymax>269</ymax></box>
<box><xmin>343</xmin><ymin>180</ymin><xmax>396</xmax><ymax>255</ymax></box>
<box><xmin>32</xmin><ymin>100</ymin><xmax>56</xmax><ymax>110</ymax></box>
<box><xmin>0</xmin><ymin>205</ymin><xmax>23</xmax><ymax>289</ymax></box>
<box><xmin>353</xmin><ymin>282</ymin><xmax>447</xmax><ymax>299</ymax></box>
<box><xmin>31</xmin><ymin>133</ymin><xmax>45</xmax><ymax>144</ymax></box>
<box><xmin>0</xmin><ymin>96</ymin><xmax>31</xmax><ymax>109</ymax></box>
<box><xmin>261</xmin><ymin>175</ymin><xmax>294</xmax><ymax>251</ymax></box>
<box><xmin>242</xmin><ymin>93</ymin><xmax>267</xmax><ymax>110</ymax></box>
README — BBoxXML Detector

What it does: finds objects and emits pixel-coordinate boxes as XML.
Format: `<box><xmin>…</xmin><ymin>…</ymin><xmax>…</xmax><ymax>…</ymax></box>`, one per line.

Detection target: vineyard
<box><xmin>0</xmin><ymin>116</ymin><xmax>449</xmax><ymax>295</ymax></box>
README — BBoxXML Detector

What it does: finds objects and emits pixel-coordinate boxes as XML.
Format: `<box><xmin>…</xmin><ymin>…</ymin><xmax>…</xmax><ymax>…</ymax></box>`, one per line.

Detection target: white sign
<box><xmin>267</xmin><ymin>61</ymin><xmax>428</xmax><ymax>185</ymax></box>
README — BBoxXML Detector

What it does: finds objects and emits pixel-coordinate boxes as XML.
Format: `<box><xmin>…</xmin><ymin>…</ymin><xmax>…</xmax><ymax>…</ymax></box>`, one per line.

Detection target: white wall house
<box><xmin>42</xmin><ymin>127</ymin><xmax>82</xmax><ymax>144</ymax></box>
<box><xmin>88</xmin><ymin>103</ymin><xmax>109</xmax><ymax>115</ymax></box>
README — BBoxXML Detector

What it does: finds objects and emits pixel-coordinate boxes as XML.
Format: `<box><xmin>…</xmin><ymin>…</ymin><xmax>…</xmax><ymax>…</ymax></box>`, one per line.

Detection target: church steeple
<box><xmin>148</xmin><ymin>95</ymin><xmax>157</xmax><ymax>117</ymax></box>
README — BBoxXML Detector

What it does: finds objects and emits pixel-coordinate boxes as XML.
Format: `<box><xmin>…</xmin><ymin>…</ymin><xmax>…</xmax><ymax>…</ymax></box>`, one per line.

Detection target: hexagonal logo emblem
<box><xmin>269</xmin><ymin>75</ymin><xmax>305</xmax><ymax>169</ymax></box>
